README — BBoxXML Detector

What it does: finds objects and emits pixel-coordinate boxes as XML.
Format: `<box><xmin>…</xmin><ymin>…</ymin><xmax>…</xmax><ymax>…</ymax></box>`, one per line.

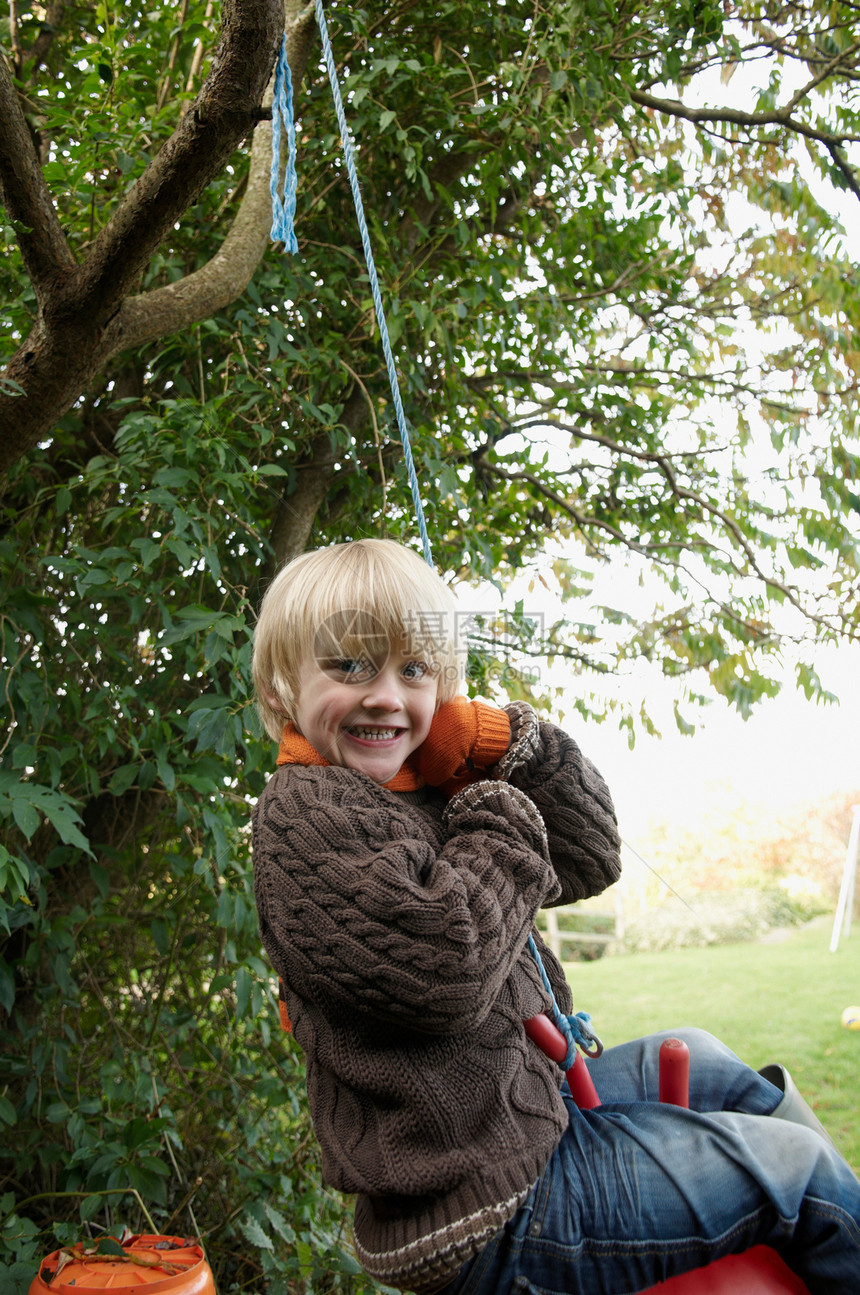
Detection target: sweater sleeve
<box><xmin>500</xmin><ymin>706</ymin><xmax>622</xmax><ymax>905</ymax></box>
<box><xmin>252</xmin><ymin>765</ymin><xmax>559</xmax><ymax>1036</ymax></box>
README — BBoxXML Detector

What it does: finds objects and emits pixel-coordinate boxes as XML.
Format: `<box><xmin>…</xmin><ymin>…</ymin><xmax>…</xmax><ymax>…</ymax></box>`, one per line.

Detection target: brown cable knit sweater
<box><xmin>252</xmin><ymin>707</ymin><xmax>621</xmax><ymax>1291</ymax></box>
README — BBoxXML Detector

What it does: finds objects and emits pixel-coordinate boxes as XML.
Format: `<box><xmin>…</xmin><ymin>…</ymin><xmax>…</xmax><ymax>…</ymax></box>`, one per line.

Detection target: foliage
<box><xmin>635</xmin><ymin>788</ymin><xmax>860</xmax><ymax>904</ymax></box>
<box><xmin>2</xmin><ymin>0</ymin><xmax>859</xmax><ymax>706</ymax></box>
<box><xmin>0</xmin><ymin>409</ymin><xmax>384</xmax><ymax>1290</ymax></box>
<box><xmin>1</xmin><ymin>0</ymin><xmax>860</xmax><ymax>1289</ymax></box>
<box><xmin>622</xmin><ymin>887</ymin><xmax>817</xmax><ymax>953</ymax></box>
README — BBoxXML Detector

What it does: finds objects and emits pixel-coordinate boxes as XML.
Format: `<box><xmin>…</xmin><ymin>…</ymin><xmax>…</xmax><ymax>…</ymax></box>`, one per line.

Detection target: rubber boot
<box><xmin>758</xmin><ymin>1062</ymin><xmax>837</xmax><ymax>1150</ymax></box>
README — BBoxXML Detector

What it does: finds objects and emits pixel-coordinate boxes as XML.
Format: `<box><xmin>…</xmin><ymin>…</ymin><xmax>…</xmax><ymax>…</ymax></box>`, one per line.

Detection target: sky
<box><xmin>580</xmin><ymin>640</ymin><xmax>859</xmax><ymax>845</ymax></box>
<box><xmin>601</xmin><ymin>52</ymin><xmax>859</xmax><ymax>840</ymax></box>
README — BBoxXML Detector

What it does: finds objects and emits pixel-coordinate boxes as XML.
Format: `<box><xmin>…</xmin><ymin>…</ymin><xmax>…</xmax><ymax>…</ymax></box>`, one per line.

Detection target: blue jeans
<box><xmin>437</xmin><ymin>1030</ymin><xmax>860</xmax><ymax>1295</ymax></box>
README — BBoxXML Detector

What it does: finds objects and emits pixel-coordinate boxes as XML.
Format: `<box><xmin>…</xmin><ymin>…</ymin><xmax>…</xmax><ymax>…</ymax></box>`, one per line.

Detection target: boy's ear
<box><xmin>261</xmin><ymin>684</ymin><xmax>287</xmax><ymax>715</ymax></box>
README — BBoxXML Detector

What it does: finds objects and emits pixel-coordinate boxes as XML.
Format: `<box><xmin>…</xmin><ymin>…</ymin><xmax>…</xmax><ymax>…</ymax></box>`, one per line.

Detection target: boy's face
<box><xmin>293</xmin><ymin>636</ymin><xmax>438</xmax><ymax>784</ymax></box>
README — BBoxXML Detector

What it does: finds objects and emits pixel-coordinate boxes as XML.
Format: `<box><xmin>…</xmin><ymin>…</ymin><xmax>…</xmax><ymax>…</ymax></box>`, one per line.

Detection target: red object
<box><xmin>658</xmin><ymin>1037</ymin><xmax>690</xmax><ymax>1108</ymax></box>
<box><xmin>637</xmin><ymin>1244</ymin><xmax>810</xmax><ymax>1293</ymax></box>
<box><xmin>566</xmin><ymin>1051</ymin><xmax>601</xmax><ymax>1109</ymax></box>
<box><xmin>29</xmin><ymin>1235</ymin><xmax>216</xmax><ymax>1294</ymax></box>
<box><xmin>646</xmin><ymin>1040</ymin><xmax>809</xmax><ymax>1290</ymax></box>
<box><xmin>524</xmin><ymin>1013</ymin><xmax>567</xmax><ymax>1065</ymax></box>
<box><xmin>524</xmin><ymin>1014</ymin><xmax>602</xmax><ymax>1110</ymax></box>
<box><xmin>278</xmin><ymin>982</ymin><xmax>292</xmax><ymax>1033</ymax></box>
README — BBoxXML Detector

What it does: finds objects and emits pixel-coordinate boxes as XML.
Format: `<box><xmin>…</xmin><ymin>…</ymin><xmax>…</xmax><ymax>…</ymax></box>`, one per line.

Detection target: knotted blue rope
<box><xmin>269</xmin><ymin>7</ymin><xmax>433</xmax><ymax>568</ymax></box>
<box><xmin>270</xmin><ymin>34</ymin><xmax>299</xmax><ymax>252</ymax></box>
<box><xmin>528</xmin><ymin>934</ymin><xmax>602</xmax><ymax>1067</ymax></box>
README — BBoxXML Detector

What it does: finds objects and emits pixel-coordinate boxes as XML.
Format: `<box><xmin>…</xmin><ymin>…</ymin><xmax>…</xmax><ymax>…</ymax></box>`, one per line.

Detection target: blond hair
<box><xmin>252</xmin><ymin>539</ymin><xmax>464</xmax><ymax>739</ymax></box>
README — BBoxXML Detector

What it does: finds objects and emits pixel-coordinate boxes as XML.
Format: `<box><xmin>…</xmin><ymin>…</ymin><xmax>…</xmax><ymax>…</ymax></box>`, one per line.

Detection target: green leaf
<box><xmin>89</xmin><ymin>861</ymin><xmax>110</xmax><ymax>900</ymax></box>
<box><xmin>109</xmin><ymin>765</ymin><xmax>138</xmax><ymax>796</ymax></box>
<box><xmin>241</xmin><ymin>1215</ymin><xmax>274</xmax><ymax>1251</ymax></box>
<box><xmin>95</xmin><ymin>1238</ymin><xmax>126</xmax><ymax>1256</ymax></box>
<box><xmin>335</xmin><ymin>1247</ymin><xmax>362</xmax><ymax>1275</ymax></box>
<box><xmin>79</xmin><ymin>1194</ymin><xmax>103</xmax><ymax>1223</ymax></box>
<box><xmin>10</xmin><ymin>797</ymin><xmax>39</xmax><ymax>840</ymax></box>
<box><xmin>156</xmin><ymin>756</ymin><xmax>176</xmax><ymax>792</ymax></box>
<box><xmin>262</xmin><ymin>1201</ymin><xmax>296</xmax><ymax>1244</ymax></box>
<box><xmin>40</xmin><ymin>798</ymin><xmax>92</xmax><ymax>853</ymax></box>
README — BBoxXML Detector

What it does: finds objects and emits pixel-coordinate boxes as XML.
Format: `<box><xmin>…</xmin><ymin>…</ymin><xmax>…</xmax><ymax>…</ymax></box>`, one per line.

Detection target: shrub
<box><xmin>621</xmin><ymin>888</ymin><xmax>819</xmax><ymax>955</ymax></box>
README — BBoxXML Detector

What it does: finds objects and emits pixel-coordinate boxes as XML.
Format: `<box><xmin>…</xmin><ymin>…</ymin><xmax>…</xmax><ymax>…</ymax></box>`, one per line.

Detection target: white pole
<box><xmin>830</xmin><ymin>805</ymin><xmax>860</xmax><ymax>953</ymax></box>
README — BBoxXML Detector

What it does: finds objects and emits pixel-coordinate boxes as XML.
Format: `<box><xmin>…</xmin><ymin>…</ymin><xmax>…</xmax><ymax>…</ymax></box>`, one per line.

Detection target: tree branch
<box><xmin>483</xmin><ymin>442</ymin><xmax>848</xmax><ymax>638</ymax></box>
<box><xmin>0</xmin><ymin>48</ymin><xmax>75</xmax><ymax>300</ymax></box>
<box><xmin>824</xmin><ymin>140</ymin><xmax>860</xmax><ymax>200</ymax></box>
<box><xmin>630</xmin><ymin>86</ymin><xmax>860</xmax><ymax>152</ymax></box>
<box><xmin>0</xmin><ymin>0</ymin><xmax>288</xmax><ymax>476</ymax></box>
<box><xmin>113</xmin><ymin>1</ymin><xmax>318</xmax><ymax>353</ymax></box>
<box><xmin>266</xmin><ymin>383</ymin><xmax>371</xmax><ymax>567</ymax></box>
<box><xmin>51</xmin><ymin>0</ymin><xmax>284</xmax><ymax>323</ymax></box>
<box><xmin>22</xmin><ymin>2</ymin><xmax>67</xmax><ymax>80</ymax></box>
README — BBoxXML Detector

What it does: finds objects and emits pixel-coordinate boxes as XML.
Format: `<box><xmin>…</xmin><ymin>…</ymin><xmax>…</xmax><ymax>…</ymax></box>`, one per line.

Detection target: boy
<box><xmin>252</xmin><ymin>538</ymin><xmax>860</xmax><ymax>1294</ymax></box>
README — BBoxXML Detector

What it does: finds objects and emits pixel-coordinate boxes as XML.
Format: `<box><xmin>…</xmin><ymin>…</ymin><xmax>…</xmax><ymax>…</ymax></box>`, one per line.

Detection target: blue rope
<box><xmin>270</xmin><ymin>34</ymin><xmax>299</xmax><ymax>252</ymax></box>
<box><xmin>313</xmin><ymin>0</ymin><xmax>433</xmax><ymax>567</ymax></box>
<box><xmin>269</xmin><ymin>6</ymin><xmax>433</xmax><ymax>568</ymax></box>
<box><xmin>528</xmin><ymin>934</ymin><xmax>599</xmax><ymax>1069</ymax></box>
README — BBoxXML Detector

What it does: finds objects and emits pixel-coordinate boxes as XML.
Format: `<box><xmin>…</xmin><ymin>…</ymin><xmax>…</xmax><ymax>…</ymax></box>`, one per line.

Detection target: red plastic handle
<box><xmin>566</xmin><ymin>1051</ymin><xmax>601</xmax><ymax>1109</ymax></box>
<box><xmin>523</xmin><ymin>1013</ymin><xmax>567</xmax><ymax>1064</ymax></box>
<box><xmin>659</xmin><ymin>1037</ymin><xmax>690</xmax><ymax>1108</ymax></box>
<box><xmin>523</xmin><ymin>1014</ymin><xmax>601</xmax><ymax>1109</ymax></box>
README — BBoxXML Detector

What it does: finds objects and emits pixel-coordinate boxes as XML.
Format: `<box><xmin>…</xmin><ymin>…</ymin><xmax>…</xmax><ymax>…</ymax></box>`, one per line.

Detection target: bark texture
<box><xmin>0</xmin><ymin>0</ymin><xmax>318</xmax><ymax>477</ymax></box>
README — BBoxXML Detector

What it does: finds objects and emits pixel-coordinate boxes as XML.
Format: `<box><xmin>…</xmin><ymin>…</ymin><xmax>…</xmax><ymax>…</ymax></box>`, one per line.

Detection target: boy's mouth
<box><xmin>347</xmin><ymin>725</ymin><xmax>403</xmax><ymax>741</ymax></box>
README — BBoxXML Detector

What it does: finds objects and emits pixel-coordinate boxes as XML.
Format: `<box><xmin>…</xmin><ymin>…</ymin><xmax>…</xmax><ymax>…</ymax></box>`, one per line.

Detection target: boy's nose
<box><xmin>361</xmin><ymin>667</ymin><xmax>402</xmax><ymax>711</ymax></box>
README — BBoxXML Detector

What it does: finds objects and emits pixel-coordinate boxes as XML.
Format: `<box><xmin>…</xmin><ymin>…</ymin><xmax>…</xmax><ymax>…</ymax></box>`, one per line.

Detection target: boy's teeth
<box><xmin>350</xmin><ymin>726</ymin><xmax>399</xmax><ymax>740</ymax></box>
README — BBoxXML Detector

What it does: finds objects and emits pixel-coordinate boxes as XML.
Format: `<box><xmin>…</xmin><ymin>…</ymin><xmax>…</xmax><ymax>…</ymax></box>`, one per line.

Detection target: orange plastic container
<box><xmin>29</xmin><ymin>1234</ymin><xmax>216</xmax><ymax>1294</ymax></box>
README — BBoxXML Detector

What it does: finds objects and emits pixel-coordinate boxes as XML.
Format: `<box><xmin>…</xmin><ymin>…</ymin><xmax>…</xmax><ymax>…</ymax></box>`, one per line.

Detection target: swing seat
<box><xmin>637</xmin><ymin>1245</ymin><xmax>809</xmax><ymax>1293</ymax></box>
<box><xmin>633</xmin><ymin>1039</ymin><xmax>811</xmax><ymax>1294</ymax></box>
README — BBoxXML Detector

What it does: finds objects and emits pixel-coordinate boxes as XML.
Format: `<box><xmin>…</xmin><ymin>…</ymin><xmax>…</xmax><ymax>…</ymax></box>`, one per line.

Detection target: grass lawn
<box><xmin>564</xmin><ymin>916</ymin><xmax>860</xmax><ymax>1171</ymax></box>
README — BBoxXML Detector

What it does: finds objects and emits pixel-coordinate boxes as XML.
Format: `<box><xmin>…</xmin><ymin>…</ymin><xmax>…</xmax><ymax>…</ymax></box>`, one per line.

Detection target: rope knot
<box><xmin>528</xmin><ymin>934</ymin><xmax>602</xmax><ymax>1067</ymax></box>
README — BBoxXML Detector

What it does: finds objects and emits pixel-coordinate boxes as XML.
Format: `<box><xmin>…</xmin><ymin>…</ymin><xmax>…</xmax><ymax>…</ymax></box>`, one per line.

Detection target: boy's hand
<box><xmin>417</xmin><ymin>696</ymin><xmax>511</xmax><ymax>791</ymax></box>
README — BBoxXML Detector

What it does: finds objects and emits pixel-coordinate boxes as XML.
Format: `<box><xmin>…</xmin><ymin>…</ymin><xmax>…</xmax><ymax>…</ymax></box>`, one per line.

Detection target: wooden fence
<box><xmin>540</xmin><ymin>903</ymin><xmax>620</xmax><ymax>961</ymax></box>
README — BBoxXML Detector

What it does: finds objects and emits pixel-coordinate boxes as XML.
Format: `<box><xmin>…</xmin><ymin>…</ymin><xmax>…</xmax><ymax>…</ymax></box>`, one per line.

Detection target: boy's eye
<box><xmin>331</xmin><ymin>657</ymin><xmax>375</xmax><ymax>681</ymax></box>
<box><xmin>401</xmin><ymin>660</ymin><xmax>429</xmax><ymax>680</ymax></box>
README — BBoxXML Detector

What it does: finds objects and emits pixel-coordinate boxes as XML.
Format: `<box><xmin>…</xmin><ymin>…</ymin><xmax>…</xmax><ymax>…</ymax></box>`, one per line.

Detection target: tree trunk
<box><xmin>0</xmin><ymin>0</ymin><xmax>318</xmax><ymax>477</ymax></box>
